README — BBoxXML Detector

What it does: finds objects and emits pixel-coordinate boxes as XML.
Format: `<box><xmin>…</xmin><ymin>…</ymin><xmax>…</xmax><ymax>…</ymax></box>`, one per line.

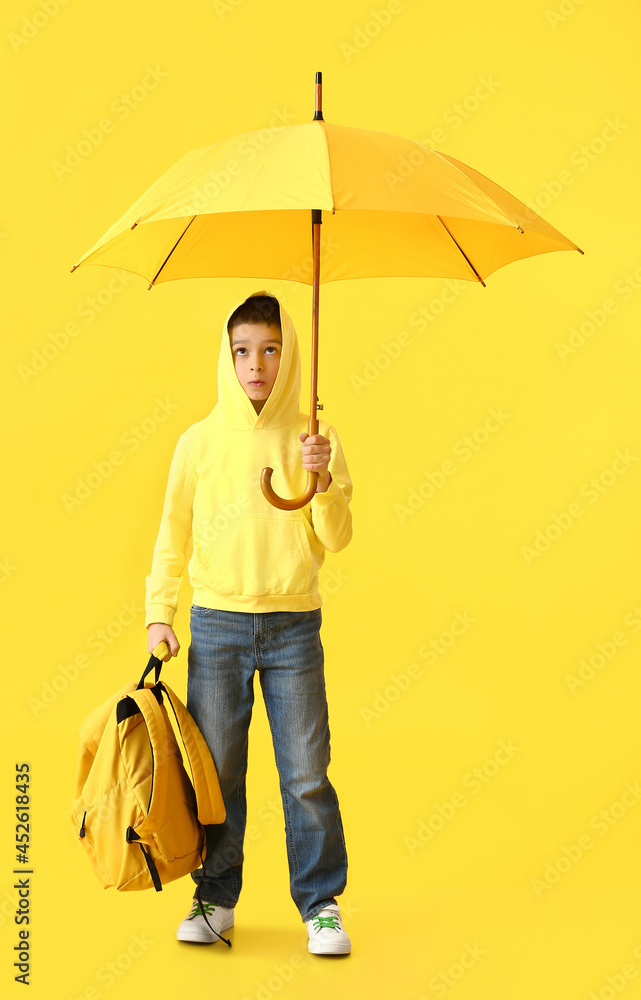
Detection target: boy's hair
<box><xmin>227</xmin><ymin>295</ymin><xmax>282</xmax><ymax>339</ymax></box>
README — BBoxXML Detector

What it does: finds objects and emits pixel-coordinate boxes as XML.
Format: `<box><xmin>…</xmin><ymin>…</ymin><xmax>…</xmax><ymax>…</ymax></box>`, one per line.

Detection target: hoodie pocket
<box><xmin>196</xmin><ymin>514</ymin><xmax>313</xmax><ymax>597</ymax></box>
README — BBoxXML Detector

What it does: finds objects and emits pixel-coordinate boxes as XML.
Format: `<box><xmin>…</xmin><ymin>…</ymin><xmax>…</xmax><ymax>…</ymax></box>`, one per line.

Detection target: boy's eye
<box><xmin>235</xmin><ymin>346</ymin><xmax>279</xmax><ymax>355</ymax></box>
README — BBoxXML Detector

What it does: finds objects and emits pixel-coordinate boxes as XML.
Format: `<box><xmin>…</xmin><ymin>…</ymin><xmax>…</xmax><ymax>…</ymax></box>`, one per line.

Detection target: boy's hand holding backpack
<box><xmin>147</xmin><ymin>623</ymin><xmax>179</xmax><ymax>659</ymax></box>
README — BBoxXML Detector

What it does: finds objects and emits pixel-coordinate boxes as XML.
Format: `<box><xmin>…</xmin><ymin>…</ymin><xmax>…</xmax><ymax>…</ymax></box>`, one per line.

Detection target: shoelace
<box><xmin>312</xmin><ymin>914</ymin><xmax>341</xmax><ymax>932</ymax></box>
<box><xmin>188</xmin><ymin>900</ymin><xmax>216</xmax><ymax>920</ymax></box>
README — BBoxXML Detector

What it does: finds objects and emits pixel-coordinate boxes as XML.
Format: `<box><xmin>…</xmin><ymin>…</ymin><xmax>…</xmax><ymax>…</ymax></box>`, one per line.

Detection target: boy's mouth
<box><xmin>248</xmin><ymin>380</ymin><xmax>265</xmax><ymax>387</ymax></box>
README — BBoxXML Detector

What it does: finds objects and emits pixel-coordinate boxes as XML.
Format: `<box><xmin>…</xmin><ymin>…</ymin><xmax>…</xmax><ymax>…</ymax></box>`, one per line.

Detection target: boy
<box><xmin>145</xmin><ymin>291</ymin><xmax>353</xmax><ymax>955</ymax></box>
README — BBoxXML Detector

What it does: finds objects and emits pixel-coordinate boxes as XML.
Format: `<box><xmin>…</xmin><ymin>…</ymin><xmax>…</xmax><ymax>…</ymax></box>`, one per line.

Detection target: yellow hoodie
<box><xmin>144</xmin><ymin>290</ymin><xmax>353</xmax><ymax>628</ymax></box>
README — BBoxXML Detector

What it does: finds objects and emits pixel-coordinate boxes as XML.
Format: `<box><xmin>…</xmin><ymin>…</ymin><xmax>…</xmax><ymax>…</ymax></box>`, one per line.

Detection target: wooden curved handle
<box><xmin>260</xmin><ymin>466</ymin><xmax>318</xmax><ymax>511</ymax></box>
<box><xmin>260</xmin><ymin>405</ymin><xmax>321</xmax><ymax>510</ymax></box>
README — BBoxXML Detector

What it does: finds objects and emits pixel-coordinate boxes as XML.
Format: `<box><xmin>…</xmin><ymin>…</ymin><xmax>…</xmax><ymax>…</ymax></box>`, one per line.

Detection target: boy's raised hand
<box><xmin>147</xmin><ymin>622</ymin><xmax>180</xmax><ymax>660</ymax></box>
<box><xmin>299</xmin><ymin>432</ymin><xmax>330</xmax><ymax>471</ymax></box>
<box><xmin>299</xmin><ymin>432</ymin><xmax>332</xmax><ymax>491</ymax></box>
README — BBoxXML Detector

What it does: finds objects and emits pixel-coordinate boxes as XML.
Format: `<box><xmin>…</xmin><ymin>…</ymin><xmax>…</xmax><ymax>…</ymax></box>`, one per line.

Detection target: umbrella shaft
<box><xmin>309</xmin><ymin>209</ymin><xmax>322</xmax><ymax>436</ymax></box>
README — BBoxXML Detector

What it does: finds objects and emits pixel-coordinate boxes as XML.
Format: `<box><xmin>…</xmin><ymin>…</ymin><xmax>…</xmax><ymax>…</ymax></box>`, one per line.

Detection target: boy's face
<box><xmin>230</xmin><ymin>321</ymin><xmax>282</xmax><ymax>414</ymax></box>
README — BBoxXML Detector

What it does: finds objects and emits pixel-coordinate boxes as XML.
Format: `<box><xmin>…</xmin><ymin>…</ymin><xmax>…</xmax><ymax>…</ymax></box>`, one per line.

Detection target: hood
<box><xmin>213</xmin><ymin>288</ymin><xmax>302</xmax><ymax>431</ymax></box>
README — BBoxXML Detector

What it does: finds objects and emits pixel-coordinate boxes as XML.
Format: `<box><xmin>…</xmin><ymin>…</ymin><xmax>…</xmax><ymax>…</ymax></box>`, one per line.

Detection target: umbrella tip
<box><xmin>70</xmin><ymin>264</ymin><xmax>77</xmax><ymax>272</ymax></box>
<box><xmin>314</xmin><ymin>71</ymin><xmax>324</xmax><ymax>121</ymax></box>
<box><xmin>576</xmin><ymin>247</ymin><xmax>585</xmax><ymax>255</ymax></box>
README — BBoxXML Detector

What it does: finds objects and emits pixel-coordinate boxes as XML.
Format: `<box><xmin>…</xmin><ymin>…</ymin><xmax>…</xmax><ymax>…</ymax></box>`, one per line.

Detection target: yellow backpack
<box><xmin>70</xmin><ymin>642</ymin><xmax>231</xmax><ymax>945</ymax></box>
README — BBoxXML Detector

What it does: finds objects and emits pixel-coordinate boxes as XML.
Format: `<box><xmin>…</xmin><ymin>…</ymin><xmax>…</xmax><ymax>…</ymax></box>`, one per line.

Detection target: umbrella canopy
<box><xmin>71</xmin><ymin>72</ymin><xmax>583</xmax><ymax>510</ymax></box>
<box><xmin>71</xmin><ymin>120</ymin><xmax>582</xmax><ymax>289</ymax></box>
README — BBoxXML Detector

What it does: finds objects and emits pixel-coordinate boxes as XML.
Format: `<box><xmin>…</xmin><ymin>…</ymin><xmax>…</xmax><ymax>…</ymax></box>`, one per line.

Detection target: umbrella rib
<box><xmin>429</xmin><ymin>149</ymin><xmax>519</xmax><ymax>229</ymax></box>
<box><xmin>148</xmin><ymin>216</ymin><xmax>197</xmax><ymax>288</ymax></box>
<box><xmin>436</xmin><ymin>216</ymin><xmax>486</xmax><ymax>287</ymax></box>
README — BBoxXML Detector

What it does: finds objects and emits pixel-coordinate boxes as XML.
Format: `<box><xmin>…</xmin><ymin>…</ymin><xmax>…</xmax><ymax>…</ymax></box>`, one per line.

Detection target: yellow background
<box><xmin>2</xmin><ymin>0</ymin><xmax>640</xmax><ymax>996</ymax></box>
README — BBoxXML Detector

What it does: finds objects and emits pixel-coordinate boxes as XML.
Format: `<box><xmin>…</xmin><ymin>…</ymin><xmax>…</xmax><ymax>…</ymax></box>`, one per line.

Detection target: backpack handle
<box><xmin>136</xmin><ymin>641</ymin><xmax>170</xmax><ymax>690</ymax></box>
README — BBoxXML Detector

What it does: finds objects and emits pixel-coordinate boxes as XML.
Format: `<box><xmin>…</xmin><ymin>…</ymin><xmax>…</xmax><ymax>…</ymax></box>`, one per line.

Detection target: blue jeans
<box><xmin>186</xmin><ymin>606</ymin><xmax>348</xmax><ymax>924</ymax></box>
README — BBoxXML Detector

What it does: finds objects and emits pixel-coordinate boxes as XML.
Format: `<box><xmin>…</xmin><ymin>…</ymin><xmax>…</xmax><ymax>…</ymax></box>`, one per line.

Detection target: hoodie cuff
<box><xmin>145</xmin><ymin>605</ymin><xmax>176</xmax><ymax>629</ymax></box>
<box><xmin>311</xmin><ymin>477</ymin><xmax>341</xmax><ymax>508</ymax></box>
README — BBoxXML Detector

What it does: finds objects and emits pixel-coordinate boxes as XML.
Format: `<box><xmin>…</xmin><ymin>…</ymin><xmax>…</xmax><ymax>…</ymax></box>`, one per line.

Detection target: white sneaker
<box><xmin>176</xmin><ymin>898</ymin><xmax>234</xmax><ymax>944</ymax></box>
<box><xmin>306</xmin><ymin>904</ymin><xmax>351</xmax><ymax>955</ymax></box>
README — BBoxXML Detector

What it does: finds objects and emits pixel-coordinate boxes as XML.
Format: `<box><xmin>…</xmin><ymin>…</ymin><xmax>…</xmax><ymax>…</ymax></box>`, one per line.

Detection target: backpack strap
<box><xmin>120</xmin><ymin>686</ymin><xmax>170</xmax><ymax>842</ymax></box>
<box><xmin>135</xmin><ymin>642</ymin><xmax>169</xmax><ymax>690</ymax></box>
<box><xmin>159</xmin><ymin>682</ymin><xmax>226</xmax><ymax>826</ymax></box>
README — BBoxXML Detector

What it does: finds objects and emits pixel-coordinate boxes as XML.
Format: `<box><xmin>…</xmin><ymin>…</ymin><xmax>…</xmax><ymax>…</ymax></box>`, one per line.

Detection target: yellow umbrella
<box><xmin>71</xmin><ymin>71</ymin><xmax>583</xmax><ymax>510</ymax></box>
